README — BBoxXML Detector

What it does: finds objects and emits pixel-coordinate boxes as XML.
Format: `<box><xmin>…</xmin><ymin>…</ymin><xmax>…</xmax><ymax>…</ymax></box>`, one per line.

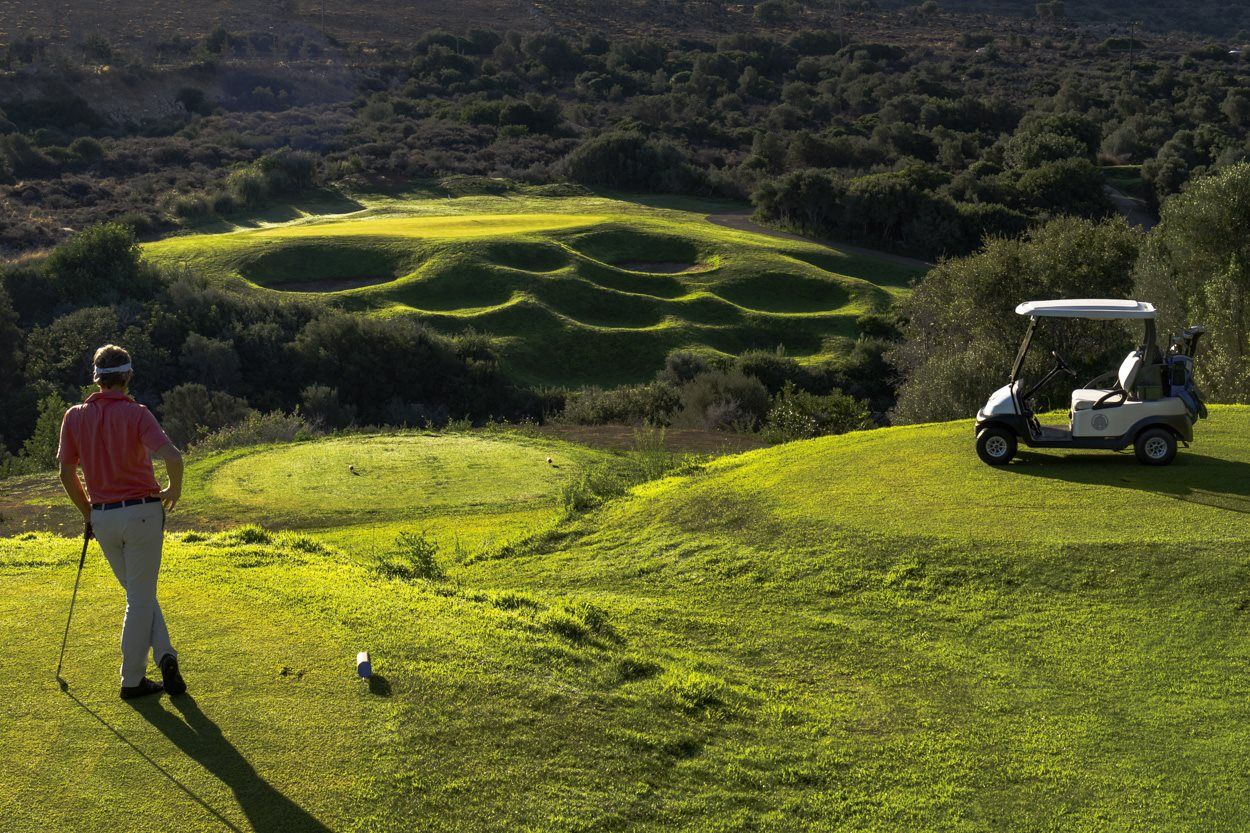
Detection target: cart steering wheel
<box><xmin>1051</xmin><ymin>350</ymin><xmax>1078</xmax><ymax>378</ymax></box>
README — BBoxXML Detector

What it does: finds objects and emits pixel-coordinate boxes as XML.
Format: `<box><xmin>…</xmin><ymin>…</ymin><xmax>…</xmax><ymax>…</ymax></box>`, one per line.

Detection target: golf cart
<box><xmin>975</xmin><ymin>299</ymin><xmax>1207</xmax><ymax>466</ymax></box>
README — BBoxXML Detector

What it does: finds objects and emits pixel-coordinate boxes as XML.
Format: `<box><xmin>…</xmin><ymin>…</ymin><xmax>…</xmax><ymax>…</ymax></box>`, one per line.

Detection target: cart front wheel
<box><xmin>1134</xmin><ymin>427</ymin><xmax>1177</xmax><ymax>466</ymax></box>
<box><xmin>976</xmin><ymin>427</ymin><xmax>1017</xmax><ymax>466</ymax></box>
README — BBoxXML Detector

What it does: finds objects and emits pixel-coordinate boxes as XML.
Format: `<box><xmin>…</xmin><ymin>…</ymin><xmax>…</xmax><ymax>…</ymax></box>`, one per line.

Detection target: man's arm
<box><xmin>155</xmin><ymin>443</ymin><xmax>184</xmax><ymax>511</ymax></box>
<box><xmin>59</xmin><ymin>464</ymin><xmax>92</xmax><ymax>522</ymax></box>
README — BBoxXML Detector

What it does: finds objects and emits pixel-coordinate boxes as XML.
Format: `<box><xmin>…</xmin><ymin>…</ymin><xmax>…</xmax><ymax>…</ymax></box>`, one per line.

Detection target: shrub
<box><xmin>195</xmin><ymin>410</ymin><xmax>315</xmax><ymax>452</ymax></box>
<box><xmin>658</xmin><ymin>350</ymin><xmax>710</xmax><ymax>385</ymax></box>
<box><xmin>42</xmin><ymin>223</ymin><xmax>159</xmax><ymax>306</ymax></box>
<box><xmin>762</xmin><ymin>383</ymin><xmax>870</xmax><ymax>443</ymax></box>
<box><xmin>161</xmin><ymin>383</ymin><xmax>254</xmax><ymax>447</ymax></box>
<box><xmin>562</xmin><ymin>131</ymin><xmax>702</xmax><ymax>193</ymax></box>
<box><xmin>11</xmin><ymin>392</ymin><xmax>68</xmax><ymax>473</ymax></box>
<box><xmin>376</xmin><ymin>530</ymin><xmax>445</xmax><ymax>581</ymax></box>
<box><xmin>300</xmin><ymin>385</ymin><xmax>357</xmax><ymax>429</ymax></box>
<box><xmin>560</xmin><ymin>382</ymin><xmax>680</xmax><ymax>426</ymax></box>
<box><xmin>675</xmin><ymin>370</ymin><xmax>770</xmax><ymax>431</ymax></box>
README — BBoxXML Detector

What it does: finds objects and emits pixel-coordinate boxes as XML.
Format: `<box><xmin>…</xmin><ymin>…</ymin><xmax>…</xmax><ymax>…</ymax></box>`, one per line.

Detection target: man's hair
<box><xmin>93</xmin><ymin>344</ymin><xmax>132</xmax><ymax>388</ymax></box>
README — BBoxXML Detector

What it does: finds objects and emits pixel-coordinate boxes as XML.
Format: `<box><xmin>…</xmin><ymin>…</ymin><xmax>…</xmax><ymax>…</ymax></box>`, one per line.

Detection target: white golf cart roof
<box><xmin>1015</xmin><ymin>299</ymin><xmax>1156</xmax><ymax>320</ymax></box>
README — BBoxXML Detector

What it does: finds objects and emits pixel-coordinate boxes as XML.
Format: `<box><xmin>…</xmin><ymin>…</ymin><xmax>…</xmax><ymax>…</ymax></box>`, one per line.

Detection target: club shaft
<box><xmin>55</xmin><ymin>535</ymin><xmax>90</xmax><ymax>679</ymax></box>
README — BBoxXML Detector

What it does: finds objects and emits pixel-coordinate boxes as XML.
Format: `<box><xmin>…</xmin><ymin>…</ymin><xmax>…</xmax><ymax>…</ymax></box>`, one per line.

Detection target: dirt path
<box><xmin>1103</xmin><ymin>185</ymin><xmax>1157</xmax><ymax>230</ymax></box>
<box><xmin>704</xmin><ymin>212</ymin><xmax>934</xmax><ymax>272</ymax></box>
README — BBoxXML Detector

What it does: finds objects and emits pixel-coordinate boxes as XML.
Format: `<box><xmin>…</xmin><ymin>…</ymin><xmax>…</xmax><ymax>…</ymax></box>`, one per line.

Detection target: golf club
<box><xmin>55</xmin><ymin>522</ymin><xmax>92</xmax><ymax>691</ymax></box>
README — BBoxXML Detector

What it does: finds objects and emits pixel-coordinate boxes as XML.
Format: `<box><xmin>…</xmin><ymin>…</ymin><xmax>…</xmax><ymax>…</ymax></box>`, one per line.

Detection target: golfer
<box><xmin>57</xmin><ymin>345</ymin><xmax>187</xmax><ymax>700</ymax></box>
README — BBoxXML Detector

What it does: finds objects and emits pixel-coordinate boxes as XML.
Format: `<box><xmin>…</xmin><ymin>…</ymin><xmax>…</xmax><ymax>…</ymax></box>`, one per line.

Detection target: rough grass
<box><xmin>6</xmin><ymin>410</ymin><xmax>1250</xmax><ymax>830</ymax></box>
<box><xmin>143</xmin><ymin>194</ymin><xmax>921</xmax><ymax>386</ymax></box>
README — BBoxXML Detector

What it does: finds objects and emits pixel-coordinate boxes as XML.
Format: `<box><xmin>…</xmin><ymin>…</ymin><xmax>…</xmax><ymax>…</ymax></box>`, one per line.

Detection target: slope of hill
<box><xmin>3</xmin><ymin>408</ymin><xmax>1248</xmax><ymax>830</ymax></box>
<box><xmin>143</xmin><ymin>194</ymin><xmax>920</xmax><ymax>386</ymax></box>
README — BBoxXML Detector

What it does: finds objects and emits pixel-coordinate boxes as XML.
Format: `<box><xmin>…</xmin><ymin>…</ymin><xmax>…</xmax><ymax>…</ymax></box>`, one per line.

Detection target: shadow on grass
<box><xmin>183</xmin><ymin>189</ymin><xmax>366</xmax><ymax>234</ymax></box>
<box><xmin>63</xmin><ymin>690</ymin><xmax>245</xmax><ymax>832</ymax></box>
<box><xmin>133</xmin><ymin>695</ymin><xmax>330</xmax><ymax>832</ymax></box>
<box><xmin>368</xmin><ymin>674</ymin><xmax>392</xmax><ymax>697</ymax></box>
<box><xmin>1009</xmin><ymin>451</ymin><xmax>1250</xmax><ymax>514</ymax></box>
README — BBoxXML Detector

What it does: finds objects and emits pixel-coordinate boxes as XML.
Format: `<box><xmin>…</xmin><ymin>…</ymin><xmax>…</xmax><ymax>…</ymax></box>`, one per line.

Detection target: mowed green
<box><xmin>181</xmin><ymin>430</ymin><xmax>610</xmax><ymax>553</ymax></box>
<box><xmin>142</xmin><ymin>194</ymin><xmax>922</xmax><ymax>386</ymax></box>
<box><xmin>4</xmin><ymin>410</ymin><xmax>1250</xmax><ymax>830</ymax></box>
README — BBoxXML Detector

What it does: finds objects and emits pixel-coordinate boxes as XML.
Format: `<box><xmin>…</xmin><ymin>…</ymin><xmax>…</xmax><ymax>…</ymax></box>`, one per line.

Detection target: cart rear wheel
<box><xmin>976</xmin><ymin>427</ymin><xmax>1017</xmax><ymax>466</ymax></box>
<box><xmin>1134</xmin><ymin>427</ymin><xmax>1177</xmax><ymax>466</ymax></box>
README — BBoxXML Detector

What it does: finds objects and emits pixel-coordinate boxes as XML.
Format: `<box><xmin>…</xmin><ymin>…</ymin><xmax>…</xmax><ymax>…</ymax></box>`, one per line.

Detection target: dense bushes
<box><xmin>558</xmin><ymin>347</ymin><xmax>884</xmax><ymax>439</ymax></box>
<box><xmin>8</xmin><ymin>19</ymin><xmax>1250</xmax><ymax>255</ymax></box>
<box><xmin>0</xmin><ymin>225</ymin><xmax>547</xmax><ymax>460</ymax></box>
<box><xmin>562</xmin><ymin>132</ymin><xmax>703</xmax><ymax>193</ymax></box>
<box><xmin>1135</xmin><ymin>163</ymin><xmax>1250</xmax><ymax>402</ymax></box>
<box><xmin>761</xmin><ymin>383</ymin><xmax>870</xmax><ymax>442</ymax></box>
<box><xmin>890</xmin><ymin>216</ymin><xmax>1140</xmax><ymax>423</ymax></box>
<box><xmin>753</xmin><ymin>159</ymin><xmax>1111</xmax><ymax>259</ymax></box>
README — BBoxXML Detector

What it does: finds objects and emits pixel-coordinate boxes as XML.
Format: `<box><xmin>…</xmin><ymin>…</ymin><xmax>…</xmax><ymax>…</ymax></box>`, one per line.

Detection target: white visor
<box><xmin>93</xmin><ymin>362</ymin><xmax>133</xmax><ymax>378</ymax></box>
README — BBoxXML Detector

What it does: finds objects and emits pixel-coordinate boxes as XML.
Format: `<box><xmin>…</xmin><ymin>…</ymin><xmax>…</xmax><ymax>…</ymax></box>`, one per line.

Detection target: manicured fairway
<box><xmin>143</xmin><ymin>194</ymin><xmax>923</xmax><ymax>386</ymax></box>
<box><xmin>4</xmin><ymin>410</ymin><xmax>1250</xmax><ymax>831</ymax></box>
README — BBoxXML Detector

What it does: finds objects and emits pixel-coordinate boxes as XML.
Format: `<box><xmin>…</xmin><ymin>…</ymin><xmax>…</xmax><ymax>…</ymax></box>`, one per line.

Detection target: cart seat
<box><xmin>1072</xmin><ymin>388</ymin><xmax>1114</xmax><ymax>410</ymax></box>
<box><xmin>1071</xmin><ymin>352</ymin><xmax>1143</xmax><ymax>411</ymax></box>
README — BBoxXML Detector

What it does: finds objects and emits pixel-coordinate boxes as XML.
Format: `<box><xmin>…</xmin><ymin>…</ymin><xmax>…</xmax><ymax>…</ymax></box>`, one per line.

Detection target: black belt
<box><xmin>91</xmin><ymin>496</ymin><xmax>161</xmax><ymax>511</ymax></box>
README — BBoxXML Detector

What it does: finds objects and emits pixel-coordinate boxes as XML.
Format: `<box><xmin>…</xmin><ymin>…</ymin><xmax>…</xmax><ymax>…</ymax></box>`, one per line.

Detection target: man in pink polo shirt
<box><xmin>58</xmin><ymin>344</ymin><xmax>188</xmax><ymax>701</ymax></box>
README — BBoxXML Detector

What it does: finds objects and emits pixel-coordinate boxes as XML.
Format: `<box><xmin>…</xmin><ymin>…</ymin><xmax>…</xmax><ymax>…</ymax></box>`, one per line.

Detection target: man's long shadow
<box><xmin>132</xmin><ymin>695</ymin><xmax>330</xmax><ymax>833</ymax></box>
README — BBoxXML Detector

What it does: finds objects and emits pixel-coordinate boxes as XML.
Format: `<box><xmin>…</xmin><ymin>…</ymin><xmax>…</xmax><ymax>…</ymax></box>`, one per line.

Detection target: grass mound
<box><xmin>237</xmin><ymin>242</ymin><xmax>412</xmax><ymax>291</ymax></box>
<box><xmin>144</xmin><ymin>194</ymin><xmax>922</xmax><ymax>386</ymax></box>
<box><xmin>182</xmin><ymin>431</ymin><xmax>611</xmax><ymax>553</ymax></box>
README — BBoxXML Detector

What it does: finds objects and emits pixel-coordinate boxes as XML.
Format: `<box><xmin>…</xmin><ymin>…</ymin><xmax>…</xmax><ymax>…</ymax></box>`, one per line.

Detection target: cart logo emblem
<box><xmin>1092</xmin><ymin>414</ymin><xmax>1109</xmax><ymax>431</ymax></box>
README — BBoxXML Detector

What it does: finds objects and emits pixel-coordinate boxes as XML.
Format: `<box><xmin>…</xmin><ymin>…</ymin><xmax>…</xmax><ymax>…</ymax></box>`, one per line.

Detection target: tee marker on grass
<box><xmin>357</xmin><ymin>651</ymin><xmax>372</xmax><ymax>679</ymax></box>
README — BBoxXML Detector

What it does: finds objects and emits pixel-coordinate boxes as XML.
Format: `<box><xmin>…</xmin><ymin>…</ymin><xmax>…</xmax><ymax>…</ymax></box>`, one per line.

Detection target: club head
<box><xmin>56</xmin><ymin>675</ymin><xmax>69</xmax><ymax>692</ymax></box>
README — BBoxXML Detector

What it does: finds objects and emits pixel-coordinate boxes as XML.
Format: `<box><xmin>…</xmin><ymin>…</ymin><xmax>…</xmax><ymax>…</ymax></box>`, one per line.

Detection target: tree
<box><xmin>16</xmin><ymin>392</ymin><xmax>69</xmax><ymax>472</ymax></box>
<box><xmin>180</xmin><ymin>333</ymin><xmax>241</xmax><ymax>391</ymax></box>
<box><xmin>1221</xmin><ymin>89</ymin><xmax>1250</xmax><ymax>128</ymax></box>
<box><xmin>562</xmin><ymin>132</ymin><xmax>700</xmax><ymax>192</ymax></box>
<box><xmin>0</xmin><ymin>283</ymin><xmax>22</xmax><ymax>401</ymax></box>
<box><xmin>891</xmin><ymin>217</ymin><xmax>1140</xmax><ymax>422</ymax></box>
<box><xmin>300</xmin><ymin>385</ymin><xmax>357</xmax><ymax>429</ymax></box>
<box><xmin>42</xmin><ymin>223</ymin><xmax>159</xmax><ymax>307</ymax></box>
<box><xmin>1135</xmin><ymin>163</ymin><xmax>1250</xmax><ymax>401</ymax></box>
<box><xmin>160</xmin><ymin>383</ymin><xmax>253</xmax><ymax>447</ymax></box>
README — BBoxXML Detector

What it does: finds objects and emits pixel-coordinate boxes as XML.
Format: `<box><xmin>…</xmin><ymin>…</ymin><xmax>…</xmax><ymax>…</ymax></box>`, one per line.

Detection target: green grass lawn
<box><xmin>4</xmin><ymin>410</ymin><xmax>1250</xmax><ymax>831</ymax></box>
<box><xmin>142</xmin><ymin>193</ymin><xmax>923</xmax><ymax>387</ymax></box>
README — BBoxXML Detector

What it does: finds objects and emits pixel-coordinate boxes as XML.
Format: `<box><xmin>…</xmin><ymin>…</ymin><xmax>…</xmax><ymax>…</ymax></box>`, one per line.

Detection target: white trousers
<box><xmin>90</xmin><ymin>501</ymin><xmax>176</xmax><ymax>687</ymax></box>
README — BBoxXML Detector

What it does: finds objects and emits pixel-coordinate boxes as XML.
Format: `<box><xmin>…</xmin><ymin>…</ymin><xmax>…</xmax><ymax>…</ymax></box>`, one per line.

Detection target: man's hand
<box><xmin>154</xmin><ymin>443</ymin><xmax>184</xmax><ymax>514</ymax></box>
<box><xmin>160</xmin><ymin>486</ymin><xmax>181</xmax><ymax>512</ymax></box>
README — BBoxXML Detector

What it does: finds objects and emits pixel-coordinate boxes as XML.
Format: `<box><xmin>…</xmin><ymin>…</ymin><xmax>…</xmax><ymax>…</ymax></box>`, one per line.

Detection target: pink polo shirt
<box><xmin>57</xmin><ymin>390</ymin><xmax>172</xmax><ymax>504</ymax></box>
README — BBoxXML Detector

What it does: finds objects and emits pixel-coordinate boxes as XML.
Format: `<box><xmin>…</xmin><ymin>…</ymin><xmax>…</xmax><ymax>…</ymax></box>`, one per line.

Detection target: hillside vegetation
<box><xmin>143</xmin><ymin>194</ymin><xmax>917</xmax><ymax>386</ymax></box>
<box><xmin>3</xmin><ymin>408</ymin><xmax>1249</xmax><ymax>830</ymax></box>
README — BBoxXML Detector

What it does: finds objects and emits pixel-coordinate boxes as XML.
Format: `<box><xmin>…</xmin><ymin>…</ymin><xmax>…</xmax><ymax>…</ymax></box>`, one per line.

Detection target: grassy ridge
<box><xmin>5</xmin><ymin>411</ymin><xmax>1249</xmax><ymax>829</ymax></box>
<box><xmin>144</xmin><ymin>195</ymin><xmax>922</xmax><ymax>386</ymax></box>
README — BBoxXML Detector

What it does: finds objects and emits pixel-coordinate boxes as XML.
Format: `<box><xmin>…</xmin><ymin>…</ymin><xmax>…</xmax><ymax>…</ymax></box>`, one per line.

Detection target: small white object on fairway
<box><xmin>356</xmin><ymin>651</ymin><xmax>372</xmax><ymax>679</ymax></box>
